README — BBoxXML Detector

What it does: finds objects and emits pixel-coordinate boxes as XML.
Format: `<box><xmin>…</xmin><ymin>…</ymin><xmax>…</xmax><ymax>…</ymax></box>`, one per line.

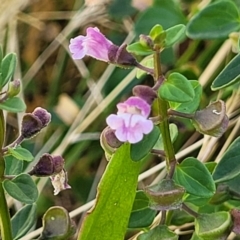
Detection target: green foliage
<box><xmin>4</xmin><ymin>155</ymin><xmax>23</xmax><ymax>175</ymax></box>
<box><xmin>169</xmin><ymin>80</ymin><xmax>202</xmax><ymax>113</ymax></box>
<box><xmin>164</xmin><ymin>24</ymin><xmax>186</xmax><ymax>48</ymax></box>
<box><xmin>0</xmin><ymin>97</ymin><xmax>26</xmax><ymax>112</ymax></box>
<box><xmin>7</xmin><ymin>146</ymin><xmax>34</xmax><ymax>162</ymax></box>
<box><xmin>195</xmin><ymin>212</ymin><xmax>232</xmax><ymax>239</ymax></box>
<box><xmin>138</xmin><ymin>225</ymin><xmax>178</xmax><ymax>240</ymax></box>
<box><xmin>159</xmin><ymin>73</ymin><xmax>195</xmax><ymax>103</ymax></box>
<box><xmin>78</xmin><ymin>144</ymin><xmax>143</xmax><ymax>240</ymax></box>
<box><xmin>0</xmin><ymin>53</ymin><xmax>17</xmax><ymax>89</ymax></box>
<box><xmin>213</xmin><ymin>136</ymin><xmax>240</xmax><ymax>183</ymax></box>
<box><xmin>187</xmin><ymin>0</ymin><xmax>240</xmax><ymax>39</ymax></box>
<box><xmin>11</xmin><ymin>204</ymin><xmax>37</xmax><ymax>240</ymax></box>
<box><xmin>127</xmin><ymin>42</ymin><xmax>154</xmax><ymax>56</ymax></box>
<box><xmin>130</xmin><ymin>126</ymin><xmax>160</xmax><ymax>161</ymax></box>
<box><xmin>174</xmin><ymin>157</ymin><xmax>216</xmax><ymax>197</ymax></box>
<box><xmin>128</xmin><ymin>191</ymin><xmax>156</xmax><ymax>228</ymax></box>
<box><xmin>3</xmin><ymin>174</ymin><xmax>38</xmax><ymax>204</ymax></box>
<box><xmin>212</xmin><ymin>53</ymin><xmax>240</xmax><ymax>90</ymax></box>
<box><xmin>135</xmin><ymin>0</ymin><xmax>186</xmax><ymax>35</ymax></box>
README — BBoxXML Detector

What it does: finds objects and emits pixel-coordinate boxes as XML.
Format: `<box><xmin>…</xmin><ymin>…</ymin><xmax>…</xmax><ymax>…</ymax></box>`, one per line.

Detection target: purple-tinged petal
<box><xmin>69</xmin><ymin>36</ymin><xmax>86</xmax><ymax>59</ymax></box>
<box><xmin>117</xmin><ymin>96</ymin><xmax>151</xmax><ymax>117</ymax></box>
<box><xmin>69</xmin><ymin>27</ymin><xmax>113</xmax><ymax>62</ymax></box>
<box><xmin>106</xmin><ymin>114</ymin><xmax>124</xmax><ymax>130</ymax></box>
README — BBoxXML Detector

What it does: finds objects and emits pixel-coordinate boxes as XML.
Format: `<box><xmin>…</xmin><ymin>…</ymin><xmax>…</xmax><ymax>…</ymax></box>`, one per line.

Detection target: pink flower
<box><xmin>69</xmin><ymin>27</ymin><xmax>113</xmax><ymax>61</ymax></box>
<box><xmin>106</xmin><ymin>97</ymin><xmax>153</xmax><ymax>144</ymax></box>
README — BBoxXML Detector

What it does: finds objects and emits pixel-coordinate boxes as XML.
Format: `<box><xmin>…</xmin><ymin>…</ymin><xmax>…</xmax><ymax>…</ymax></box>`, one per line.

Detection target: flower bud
<box><xmin>32</xmin><ymin>107</ymin><xmax>51</xmax><ymax>127</ymax></box>
<box><xmin>100</xmin><ymin>127</ymin><xmax>122</xmax><ymax>159</ymax></box>
<box><xmin>192</xmin><ymin>100</ymin><xmax>229</xmax><ymax>137</ymax></box>
<box><xmin>21</xmin><ymin>107</ymin><xmax>51</xmax><ymax>139</ymax></box>
<box><xmin>7</xmin><ymin>79</ymin><xmax>21</xmax><ymax>98</ymax></box>
<box><xmin>132</xmin><ymin>85</ymin><xmax>157</xmax><ymax>104</ymax></box>
<box><xmin>29</xmin><ymin>153</ymin><xmax>64</xmax><ymax>177</ymax></box>
<box><xmin>108</xmin><ymin>44</ymin><xmax>137</xmax><ymax>67</ymax></box>
<box><xmin>139</xmin><ymin>34</ymin><xmax>154</xmax><ymax>49</ymax></box>
<box><xmin>144</xmin><ymin>179</ymin><xmax>185</xmax><ymax>210</ymax></box>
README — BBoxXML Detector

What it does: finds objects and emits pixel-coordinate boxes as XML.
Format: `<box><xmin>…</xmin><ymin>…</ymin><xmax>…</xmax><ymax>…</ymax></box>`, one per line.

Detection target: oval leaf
<box><xmin>0</xmin><ymin>53</ymin><xmax>17</xmax><ymax>88</ymax></box>
<box><xmin>130</xmin><ymin>126</ymin><xmax>160</xmax><ymax>161</ymax></box>
<box><xmin>4</xmin><ymin>155</ymin><xmax>23</xmax><ymax>175</ymax></box>
<box><xmin>159</xmin><ymin>72</ymin><xmax>195</xmax><ymax>103</ymax></box>
<box><xmin>127</xmin><ymin>42</ymin><xmax>154</xmax><ymax>56</ymax></box>
<box><xmin>11</xmin><ymin>204</ymin><xmax>37</xmax><ymax>240</ymax></box>
<box><xmin>195</xmin><ymin>212</ymin><xmax>232</xmax><ymax>239</ymax></box>
<box><xmin>0</xmin><ymin>97</ymin><xmax>26</xmax><ymax>112</ymax></box>
<box><xmin>213</xmin><ymin>136</ymin><xmax>240</xmax><ymax>183</ymax></box>
<box><xmin>138</xmin><ymin>225</ymin><xmax>178</xmax><ymax>240</ymax></box>
<box><xmin>169</xmin><ymin>80</ymin><xmax>202</xmax><ymax>113</ymax></box>
<box><xmin>174</xmin><ymin>157</ymin><xmax>216</xmax><ymax>197</ymax></box>
<box><xmin>128</xmin><ymin>191</ymin><xmax>156</xmax><ymax>228</ymax></box>
<box><xmin>212</xmin><ymin>53</ymin><xmax>240</xmax><ymax>90</ymax></box>
<box><xmin>164</xmin><ymin>24</ymin><xmax>186</xmax><ymax>48</ymax></box>
<box><xmin>187</xmin><ymin>0</ymin><xmax>240</xmax><ymax>39</ymax></box>
<box><xmin>7</xmin><ymin>146</ymin><xmax>34</xmax><ymax>162</ymax></box>
<box><xmin>135</xmin><ymin>0</ymin><xmax>186</xmax><ymax>35</ymax></box>
<box><xmin>3</xmin><ymin>173</ymin><xmax>38</xmax><ymax>204</ymax></box>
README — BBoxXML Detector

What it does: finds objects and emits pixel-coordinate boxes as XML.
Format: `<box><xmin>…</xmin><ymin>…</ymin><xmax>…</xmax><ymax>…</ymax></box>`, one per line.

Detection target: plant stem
<box><xmin>0</xmin><ymin>110</ymin><xmax>13</xmax><ymax>240</ymax></box>
<box><xmin>153</xmin><ymin>51</ymin><xmax>176</xmax><ymax>171</ymax></box>
<box><xmin>182</xmin><ymin>203</ymin><xmax>199</xmax><ymax>218</ymax></box>
<box><xmin>0</xmin><ymin>178</ymin><xmax>13</xmax><ymax>240</ymax></box>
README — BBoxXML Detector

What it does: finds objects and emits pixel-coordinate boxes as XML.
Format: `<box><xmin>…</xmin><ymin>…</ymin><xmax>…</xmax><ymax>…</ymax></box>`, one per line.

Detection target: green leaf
<box><xmin>127</xmin><ymin>42</ymin><xmax>154</xmax><ymax>56</ymax></box>
<box><xmin>154</xmin><ymin>123</ymin><xmax>178</xmax><ymax>150</ymax></box>
<box><xmin>211</xmin><ymin>53</ymin><xmax>240</xmax><ymax>90</ymax></box>
<box><xmin>7</xmin><ymin>146</ymin><xmax>34</xmax><ymax>162</ymax></box>
<box><xmin>78</xmin><ymin>144</ymin><xmax>143</xmax><ymax>240</ymax></box>
<box><xmin>11</xmin><ymin>204</ymin><xmax>37</xmax><ymax>240</ymax></box>
<box><xmin>135</xmin><ymin>0</ymin><xmax>186</xmax><ymax>35</ymax></box>
<box><xmin>0</xmin><ymin>97</ymin><xmax>26</xmax><ymax>112</ymax></box>
<box><xmin>4</xmin><ymin>155</ymin><xmax>23</xmax><ymax>175</ymax></box>
<box><xmin>195</xmin><ymin>212</ymin><xmax>232</xmax><ymax>239</ymax></box>
<box><xmin>128</xmin><ymin>191</ymin><xmax>156</xmax><ymax>228</ymax></box>
<box><xmin>174</xmin><ymin>157</ymin><xmax>216</xmax><ymax>197</ymax></box>
<box><xmin>0</xmin><ymin>53</ymin><xmax>17</xmax><ymax>88</ymax></box>
<box><xmin>164</xmin><ymin>24</ymin><xmax>186</xmax><ymax>48</ymax></box>
<box><xmin>170</xmin><ymin>209</ymin><xmax>194</xmax><ymax>226</ymax></box>
<box><xmin>159</xmin><ymin>73</ymin><xmax>195</xmax><ymax>103</ymax></box>
<box><xmin>0</xmin><ymin>47</ymin><xmax>3</xmax><ymax>65</ymax></box>
<box><xmin>138</xmin><ymin>225</ymin><xmax>178</xmax><ymax>240</ymax></box>
<box><xmin>184</xmin><ymin>194</ymin><xmax>210</xmax><ymax>207</ymax></box>
<box><xmin>149</xmin><ymin>24</ymin><xmax>165</xmax><ymax>40</ymax></box>
<box><xmin>39</xmin><ymin>206</ymin><xmax>76</xmax><ymax>240</ymax></box>
<box><xmin>130</xmin><ymin>126</ymin><xmax>160</xmax><ymax>161</ymax></box>
<box><xmin>169</xmin><ymin>80</ymin><xmax>202</xmax><ymax>113</ymax></box>
<box><xmin>187</xmin><ymin>0</ymin><xmax>240</xmax><ymax>39</ymax></box>
<box><xmin>212</xmin><ymin>136</ymin><xmax>240</xmax><ymax>183</ymax></box>
<box><xmin>3</xmin><ymin>173</ymin><xmax>38</xmax><ymax>204</ymax></box>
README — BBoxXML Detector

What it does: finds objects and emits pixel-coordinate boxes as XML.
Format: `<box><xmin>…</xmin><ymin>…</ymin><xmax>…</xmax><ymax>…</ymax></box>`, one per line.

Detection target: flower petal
<box><xmin>69</xmin><ymin>36</ymin><xmax>86</xmax><ymax>59</ymax></box>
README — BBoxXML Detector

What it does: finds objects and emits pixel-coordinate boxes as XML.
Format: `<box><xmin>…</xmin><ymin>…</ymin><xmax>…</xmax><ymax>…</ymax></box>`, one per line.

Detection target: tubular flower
<box><xmin>106</xmin><ymin>97</ymin><xmax>153</xmax><ymax>144</ymax></box>
<box><xmin>69</xmin><ymin>27</ymin><xmax>113</xmax><ymax>61</ymax></box>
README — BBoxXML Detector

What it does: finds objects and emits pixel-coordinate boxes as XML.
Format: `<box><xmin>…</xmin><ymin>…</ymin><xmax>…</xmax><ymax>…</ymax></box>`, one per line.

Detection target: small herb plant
<box><xmin>1</xmin><ymin>0</ymin><xmax>240</xmax><ymax>239</ymax></box>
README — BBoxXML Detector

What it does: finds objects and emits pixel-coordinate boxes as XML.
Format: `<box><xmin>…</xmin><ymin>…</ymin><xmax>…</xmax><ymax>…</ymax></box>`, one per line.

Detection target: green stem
<box><xmin>0</xmin><ymin>110</ymin><xmax>13</xmax><ymax>240</ymax></box>
<box><xmin>0</xmin><ymin>179</ymin><xmax>13</xmax><ymax>240</ymax></box>
<box><xmin>153</xmin><ymin>51</ymin><xmax>176</xmax><ymax>172</ymax></box>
